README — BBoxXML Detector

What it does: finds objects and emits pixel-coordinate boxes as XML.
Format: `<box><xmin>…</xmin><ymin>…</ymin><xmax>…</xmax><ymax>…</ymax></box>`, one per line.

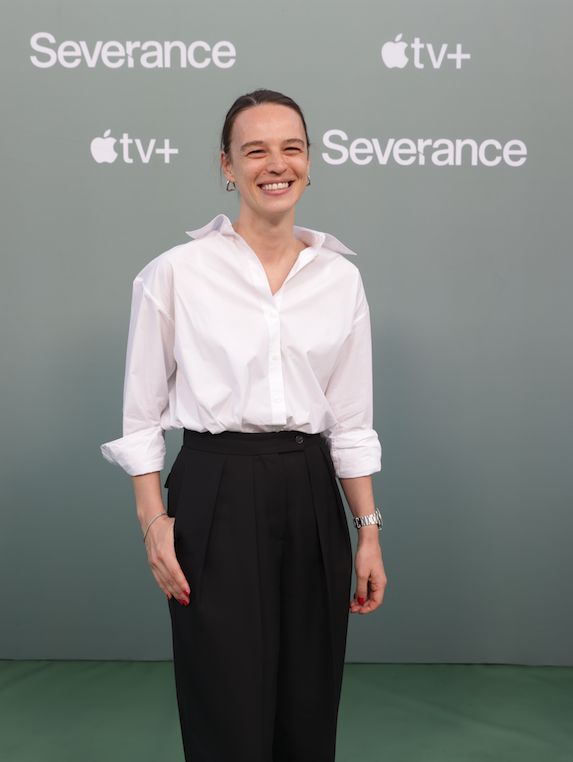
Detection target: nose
<box><xmin>265</xmin><ymin>149</ymin><xmax>287</xmax><ymax>175</ymax></box>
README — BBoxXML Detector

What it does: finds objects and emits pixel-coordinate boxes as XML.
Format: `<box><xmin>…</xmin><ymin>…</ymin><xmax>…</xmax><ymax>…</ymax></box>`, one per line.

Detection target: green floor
<box><xmin>0</xmin><ymin>661</ymin><xmax>572</xmax><ymax>761</ymax></box>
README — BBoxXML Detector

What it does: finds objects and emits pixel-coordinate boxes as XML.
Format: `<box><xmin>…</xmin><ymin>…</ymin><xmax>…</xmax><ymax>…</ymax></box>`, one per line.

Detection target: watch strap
<box><xmin>353</xmin><ymin>509</ymin><xmax>382</xmax><ymax>530</ymax></box>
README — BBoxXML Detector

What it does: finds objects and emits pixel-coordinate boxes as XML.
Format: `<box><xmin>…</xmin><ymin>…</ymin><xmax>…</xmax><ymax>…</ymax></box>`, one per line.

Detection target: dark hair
<box><xmin>220</xmin><ymin>89</ymin><xmax>311</xmax><ymax>156</ymax></box>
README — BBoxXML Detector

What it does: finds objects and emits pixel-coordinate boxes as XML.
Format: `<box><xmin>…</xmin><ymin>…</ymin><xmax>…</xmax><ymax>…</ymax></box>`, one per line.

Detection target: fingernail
<box><xmin>166</xmin><ymin>593</ymin><xmax>171</xmax><ymax>600</ymax></box>
<box><xmin>183</xmin><ymin>589</ymin><xmax>190</xmax><ymax>597</ymax></box>
<box><xmin>358</xmin><ymin>597</ymin><xmax>365</xmax><ymax>605</ymax></box>
<box><xmin>178</xmin><ymin>599</ymin><xmax>186</xmax><ymax>606</ymax></box>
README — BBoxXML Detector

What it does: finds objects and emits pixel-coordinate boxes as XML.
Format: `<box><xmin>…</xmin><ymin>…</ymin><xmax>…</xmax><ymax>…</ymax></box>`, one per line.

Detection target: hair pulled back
<box><xmin>220</xmin><ymin>89</ymin><xmax>310</xmax><ymax>156</ymax></box>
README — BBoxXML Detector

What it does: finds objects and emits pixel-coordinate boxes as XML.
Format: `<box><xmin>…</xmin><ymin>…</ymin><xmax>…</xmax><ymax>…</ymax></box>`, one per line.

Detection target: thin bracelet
<box><xmin>143</xmin><ymin>512</ymin><xmax>168</xmax><ymax>542</ymax></box>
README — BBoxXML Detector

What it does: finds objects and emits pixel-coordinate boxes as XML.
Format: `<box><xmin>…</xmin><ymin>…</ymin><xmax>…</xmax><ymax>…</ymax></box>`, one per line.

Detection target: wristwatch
<box><xmin>353</xmin><ymin>509</ymin><xmax>382</xmax><ymax>531</ymax></box>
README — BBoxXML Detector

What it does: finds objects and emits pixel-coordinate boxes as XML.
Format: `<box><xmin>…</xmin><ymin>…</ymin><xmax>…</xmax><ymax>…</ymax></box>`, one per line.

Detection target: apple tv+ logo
<box><xmin>91</xmin><ymin>131</ymin><xmax>179</xmax><ymax>164</ymax></box>
<box><xmin>382</xmin><ymin>34</ymin><xmax>470</xmax><ymax>69</ymax></box>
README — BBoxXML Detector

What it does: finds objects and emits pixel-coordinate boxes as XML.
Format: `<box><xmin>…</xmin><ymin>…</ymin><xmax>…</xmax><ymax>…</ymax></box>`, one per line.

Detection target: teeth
<box><xmin>261</xmin><ymin>182</ymin><xmax>290</xmax><ymax>191</ymax></box>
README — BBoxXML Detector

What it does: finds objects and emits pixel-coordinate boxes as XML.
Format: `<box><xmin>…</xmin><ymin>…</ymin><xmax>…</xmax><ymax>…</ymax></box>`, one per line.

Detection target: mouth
<box><xmin>259</xmin><ymin>181</ymin><xmax>293</xmax><ymax>192</ymax></box>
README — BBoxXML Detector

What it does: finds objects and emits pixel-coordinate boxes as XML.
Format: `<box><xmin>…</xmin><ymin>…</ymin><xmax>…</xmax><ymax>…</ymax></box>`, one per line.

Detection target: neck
<box><xmin>232</xmin><ymin>208</ymin><xmax>299</xmax><ymax>266</ymax></box>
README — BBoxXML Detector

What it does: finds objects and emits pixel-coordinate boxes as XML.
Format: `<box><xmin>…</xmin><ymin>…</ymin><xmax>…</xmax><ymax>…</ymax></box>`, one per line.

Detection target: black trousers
<box><xmin>166</xmin><ymin>430</ymin><xmax>352</xmax><ymax>762</ymax></box>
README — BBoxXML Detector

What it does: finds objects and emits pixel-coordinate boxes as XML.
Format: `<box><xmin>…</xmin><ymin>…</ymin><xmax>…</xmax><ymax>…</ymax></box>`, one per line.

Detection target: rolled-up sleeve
<box><xmin>323</xmin><ymin>284</ymin><xmax>381</xmax><ymax>479</ymax></box>
<box><xmin>101</xmin><ymin>272</ymin><xmax>176</xmax><ymax>476</ymax></box>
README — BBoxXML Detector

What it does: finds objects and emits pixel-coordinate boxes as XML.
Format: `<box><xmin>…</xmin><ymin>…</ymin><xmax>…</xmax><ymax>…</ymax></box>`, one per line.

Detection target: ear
<box><xmin>221</xmin><ymin>151</ymin><xmax>236</xmax><ymax>182</ymax></box>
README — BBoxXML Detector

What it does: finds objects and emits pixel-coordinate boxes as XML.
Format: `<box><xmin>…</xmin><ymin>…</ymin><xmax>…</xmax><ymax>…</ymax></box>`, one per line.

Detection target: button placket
<box><xmin>238</xmin><ymin>237</ymin><xmax>287</xmax><ymax>428</ymax></box>
<box><xmin>265</xmin><ymin>303</ymin><xmax>286</xmax><ymax>425</ymax></box>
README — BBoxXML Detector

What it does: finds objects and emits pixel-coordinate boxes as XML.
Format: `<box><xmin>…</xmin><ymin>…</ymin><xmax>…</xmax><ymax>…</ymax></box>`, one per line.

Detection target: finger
<box><xmin>371</xmin><ymin>583</ymin><xmax>386</xmax><ymax>607</ymax></box>
<box><xmin>355</xmin><ymin>579</ymin><xmax>386</xmax><ymax>614</ymax></box>
<box><xmin>151</xmin><ymin>551</ymin><xmax>191</xmax><ymax>603</ymax></box>
<box><xmin>145</xmin><ymin>521</ymin><xmax>191</xmax><ymax>604</ymax></box>
<box><xmin>152</xmin><ymin>563</ymin><xmax>191</xmax><ymax>605</ymax></box>
<box><xmin>167</xmin><ymin>562</ymin><xmax>192</xmax><ymax>604</ymax></box>
<box><xmin>354</xmin><ymin>575</ymin><xmax>369</xmax><ymax>607</ymax></box>
<box><xmin>349</xmin><ymin>593</ymin><xmax>368</xmax><ymax>613</ymax></box>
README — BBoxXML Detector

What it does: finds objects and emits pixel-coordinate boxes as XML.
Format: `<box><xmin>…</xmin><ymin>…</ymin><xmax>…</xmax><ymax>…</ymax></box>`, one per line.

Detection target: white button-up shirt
<box><xmin>101</xmin><ymin>215</ymin><xmax>381</xmax><ymax>478</ymax></box>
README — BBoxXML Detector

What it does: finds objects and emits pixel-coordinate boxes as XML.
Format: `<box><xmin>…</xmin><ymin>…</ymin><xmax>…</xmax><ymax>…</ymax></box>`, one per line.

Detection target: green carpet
<box><xmin>338</xmin><ymin>664</ymin><xmax>573</xmax><ymax>762</ymax></box>
<box><xmin>0</xmin><ymin>661</ymin><xmax>571</xmax><ymax>761</ymax></box>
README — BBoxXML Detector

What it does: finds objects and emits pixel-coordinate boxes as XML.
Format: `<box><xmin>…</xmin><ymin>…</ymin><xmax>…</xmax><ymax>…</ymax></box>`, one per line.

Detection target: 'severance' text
<box><xmin>30</xmin><ymin>33</ymin><xmax>236</xmax><ymax>69</ymax></box>
<box><xmin>323</xmin><ymin>130</ymin><xmax>527</xmax><ymax>167</ymax></box>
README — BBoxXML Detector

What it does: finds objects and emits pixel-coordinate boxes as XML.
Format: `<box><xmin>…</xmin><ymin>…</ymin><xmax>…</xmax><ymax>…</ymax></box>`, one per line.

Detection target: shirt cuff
<box><xmin>326</xmin><ymin>429</ymin><xmax>382</xmax><ymax>479</ymax></box>
<box><xmin>100</xmin><ymin>427</ymin><xmax>166</xmax><ymax>476</ymax></box>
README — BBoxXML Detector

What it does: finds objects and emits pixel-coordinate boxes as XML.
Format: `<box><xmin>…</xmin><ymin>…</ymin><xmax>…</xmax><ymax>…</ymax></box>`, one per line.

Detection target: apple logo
<box><xmin>90</xmin><ymin>129</ymin><xmax>118</xmax><ymax>163</ymax></box>
<box><xmin>381</xmin><ymin>34</ymin><xmax>409</xmax><ymax>69</ymax></box>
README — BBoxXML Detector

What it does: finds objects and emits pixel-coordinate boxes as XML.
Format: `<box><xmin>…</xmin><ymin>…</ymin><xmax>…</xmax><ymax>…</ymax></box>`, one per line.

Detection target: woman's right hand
<box><xmin>144</xmin><ymin>514</ymin><xmax>191</xmax><ymax>605</ymax></box>
<box><xmin>133</xmin><ymin>472</ymin><xmax>191</xmax><ymax>606</ymax></box>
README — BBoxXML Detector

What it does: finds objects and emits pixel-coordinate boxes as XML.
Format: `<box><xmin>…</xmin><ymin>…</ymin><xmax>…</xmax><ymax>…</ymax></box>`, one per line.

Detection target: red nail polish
<box><xmin>358</xmin><ymin>597</ymin><xmax>365</xmax><ymax>605</ymax></box>
<box><xmin>183</xmin><ymin>589</ymin><xmax>190</xmax><ymax>597</ymax></box>
<box><xmin>178</xmin><ymin>599</ymin><xmax>185</xmax><ymax>606</ymax></box>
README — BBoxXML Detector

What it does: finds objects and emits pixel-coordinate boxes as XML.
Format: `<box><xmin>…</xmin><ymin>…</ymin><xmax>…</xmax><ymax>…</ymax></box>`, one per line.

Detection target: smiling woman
<box><xmin>220</xmin><ymin>100</ymin><xmax>312</xmax><ymax>290</ymax></box>
<box><xmin>101</xmin><ymin>89</ymin><xmax>386</xmax><ymax>762</ymax></box>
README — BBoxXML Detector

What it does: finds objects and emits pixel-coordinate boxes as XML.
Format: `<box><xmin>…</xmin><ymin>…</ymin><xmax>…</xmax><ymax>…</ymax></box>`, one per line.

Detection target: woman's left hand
<box><xmin>349</xmin><ymin>526</ymin><xmax>387</xmax><ymax>614</ymax></box>
<box><xmin>339</xmin><ymin>476</ymin><xmax>387</xmax><ymax>614</ymax></box>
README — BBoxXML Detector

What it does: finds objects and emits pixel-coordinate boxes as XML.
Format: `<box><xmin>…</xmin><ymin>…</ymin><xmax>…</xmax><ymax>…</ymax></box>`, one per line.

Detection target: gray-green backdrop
<box><xmin>1</xmin><ymin>0</ymin><xmax>572</xmax><ymax>664</ymax></box>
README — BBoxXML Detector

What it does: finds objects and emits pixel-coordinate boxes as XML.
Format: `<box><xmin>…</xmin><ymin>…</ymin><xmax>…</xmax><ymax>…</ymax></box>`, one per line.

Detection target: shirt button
<box><xmin>295</xmin><ymin>435</ymin><xmax>304</xmax><ymax>444</ymax></box>
<box><xmin>274</xmin><ymin>396</ymin><xmax>282</xmax><ymax>403</ymax></box>
<box><xmin>275</xmin><ymin>427</ymin><xmax>282</xmax><ymax>433</ymax></box>
<box><xmin>271</xmin><ymin>352</ymin><xmax>279</xmax><ymax>361</ymax></box>
<box><xmin>268</xmin><ymin>311</ymin><xmax>276</xmax><ymax>318</ymax></box>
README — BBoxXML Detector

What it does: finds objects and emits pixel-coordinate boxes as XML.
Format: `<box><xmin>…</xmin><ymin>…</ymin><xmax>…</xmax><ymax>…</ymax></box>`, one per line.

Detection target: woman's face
<box><xmin>221</xmin><ymin>103</ymin><xmax>310</xmax><ymax>222</ymax></box>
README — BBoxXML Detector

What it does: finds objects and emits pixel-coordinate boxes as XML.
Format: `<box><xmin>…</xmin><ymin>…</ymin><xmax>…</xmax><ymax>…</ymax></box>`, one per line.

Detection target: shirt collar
<box><xmin>186</xmin><ymin>214</ymin><xmax>357</xmax><ymax>256</ymax></box>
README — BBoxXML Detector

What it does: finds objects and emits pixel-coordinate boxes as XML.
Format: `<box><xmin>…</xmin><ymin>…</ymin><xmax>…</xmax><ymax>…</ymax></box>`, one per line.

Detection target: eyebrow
<box><xmin>240</xmin><ymin>138</ymin><xmax>306</xmax><ymax>152</ymax></box>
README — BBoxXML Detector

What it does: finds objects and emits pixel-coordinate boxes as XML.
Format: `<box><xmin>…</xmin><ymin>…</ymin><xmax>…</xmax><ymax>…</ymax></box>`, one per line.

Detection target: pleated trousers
<box><xmin>166</xmin><ymin>430</ymin><xmax>352</xmax><ymax>762</ymax></box>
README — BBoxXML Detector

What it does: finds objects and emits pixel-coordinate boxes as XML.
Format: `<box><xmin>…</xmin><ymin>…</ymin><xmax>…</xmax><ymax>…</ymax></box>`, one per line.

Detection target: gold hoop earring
<box><xmin>226</xmin><ymin>181</ymin><xmax>236</xmax><ymax>192</ymax></box>
<box><xmin>306</xmin><ymin>175</ymin><xmax>311</xmax><ymax>187</ymax></box>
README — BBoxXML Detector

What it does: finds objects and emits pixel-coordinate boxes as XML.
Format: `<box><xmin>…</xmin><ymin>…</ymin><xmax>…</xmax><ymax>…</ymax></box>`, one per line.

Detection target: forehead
<box><xmin>232</xmin><ymin>104</ymin><xmax>306</xmax><ymax>148</ymax></box>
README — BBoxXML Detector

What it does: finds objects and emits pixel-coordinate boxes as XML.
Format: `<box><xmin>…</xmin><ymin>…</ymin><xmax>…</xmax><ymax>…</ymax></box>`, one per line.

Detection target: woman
<box><xmin>102</xmin><ymin>89</ymin><xmax>386</xmax><ymax>762</ymax></box>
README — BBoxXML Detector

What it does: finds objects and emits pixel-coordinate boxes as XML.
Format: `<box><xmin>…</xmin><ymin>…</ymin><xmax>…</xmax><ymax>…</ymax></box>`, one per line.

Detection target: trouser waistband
<box><xmin>183</xmin><ymin>429</ymin><xmax>324</xmax><ymax>456</ymax></box>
